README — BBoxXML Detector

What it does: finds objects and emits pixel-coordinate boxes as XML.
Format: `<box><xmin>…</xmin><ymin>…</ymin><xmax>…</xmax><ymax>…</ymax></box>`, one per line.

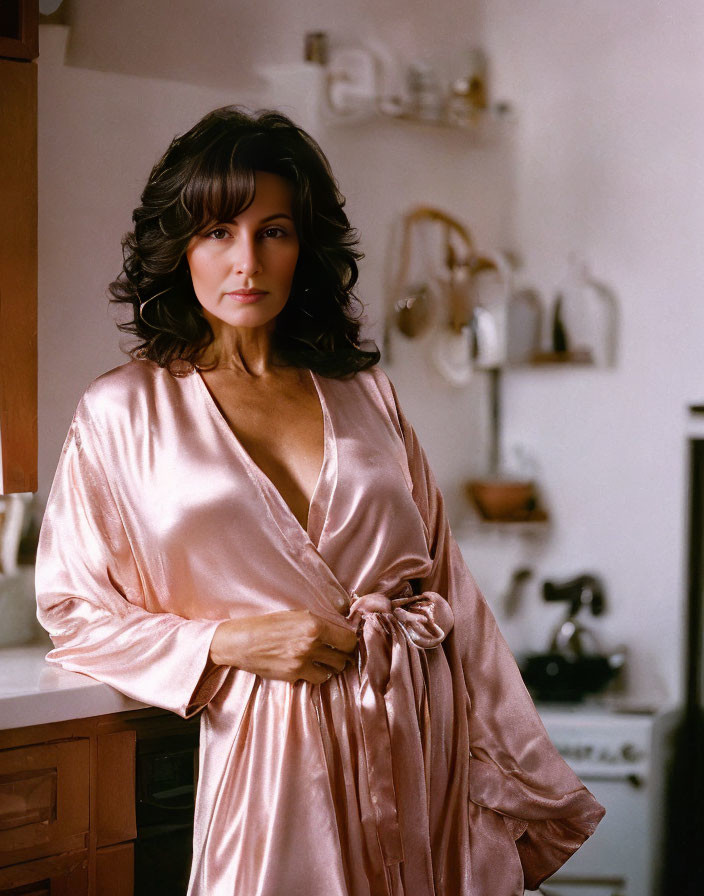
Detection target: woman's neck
<box><xmin>199</xmin><ymin>319</ymin><xmax>280</xmax><ymax>377</ymax></box>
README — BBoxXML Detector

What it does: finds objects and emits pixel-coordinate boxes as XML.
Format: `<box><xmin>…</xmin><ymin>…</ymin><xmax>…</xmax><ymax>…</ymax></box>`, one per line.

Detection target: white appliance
<box><xmin>531</xmin><ymin>705</ymin><xmax>673</xmax><ymax>896</ymax></box>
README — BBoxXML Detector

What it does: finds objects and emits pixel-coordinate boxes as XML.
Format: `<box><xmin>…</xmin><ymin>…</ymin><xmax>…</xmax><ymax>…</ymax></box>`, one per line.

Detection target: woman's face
<box><xmin>185</xmin><ymin>171</ymin><xmax>300</xmax><ymax>334</ymax></box>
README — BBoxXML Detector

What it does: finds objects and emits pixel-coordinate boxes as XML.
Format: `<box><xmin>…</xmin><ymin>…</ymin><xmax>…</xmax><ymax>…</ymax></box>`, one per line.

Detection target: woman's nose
<box><xmin>232</xmin><ymin>236</ymin><xmax>262</xmax><ymax>277</ymax></box>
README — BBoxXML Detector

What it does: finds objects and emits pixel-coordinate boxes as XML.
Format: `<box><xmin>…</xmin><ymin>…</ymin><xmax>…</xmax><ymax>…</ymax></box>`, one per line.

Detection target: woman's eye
<box><xmin>207</xmin><ymin>227</ymin><xmax>229</xmax><ymax>240</ymax></box>
<box><xmin>261</xmin><ymin>226</ymin><xmax>287</xmax><ymax>239</ymax></box>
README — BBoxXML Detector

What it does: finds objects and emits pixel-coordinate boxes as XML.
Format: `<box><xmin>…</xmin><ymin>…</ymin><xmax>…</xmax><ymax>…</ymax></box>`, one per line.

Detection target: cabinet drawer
<box><xmin>0</xmin><ymin>847</ymin><xmax>88</xmax><ymax>894</ymax></box>
<box><xmin>0</xmin><ymin>739</ymin><xmax>89</xmax><ymax>862</ymax></box>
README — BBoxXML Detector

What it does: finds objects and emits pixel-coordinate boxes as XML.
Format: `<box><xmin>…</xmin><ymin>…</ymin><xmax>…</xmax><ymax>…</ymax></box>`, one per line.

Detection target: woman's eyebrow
<box><xmin>257</xmin><ymin>213</ymin><xmax>294</xmax><ymax>224</ymax></box>
<box><xmin>205</xmin><ymin>212</ymin><xmax>294</xmax><ymax>229</ymax></box>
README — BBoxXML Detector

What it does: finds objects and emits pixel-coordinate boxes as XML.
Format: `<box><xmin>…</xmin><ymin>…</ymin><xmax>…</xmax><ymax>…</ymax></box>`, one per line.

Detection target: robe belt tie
<box><xmin>347</xmin><ymin>581</ymin><xmax>454</xmax><ymax>866</ymax></box>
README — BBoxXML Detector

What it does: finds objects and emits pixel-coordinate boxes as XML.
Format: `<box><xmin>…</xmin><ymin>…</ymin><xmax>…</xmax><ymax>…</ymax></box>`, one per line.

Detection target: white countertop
<box><xmin>0</xmin><ymin>643</ymin><xmax>667</xmax><ymax>734</ymax></box>
<box><xmin>0</xmin><ymin>642</ymin><xmax>149</xmax><ymax>730</ymax></box>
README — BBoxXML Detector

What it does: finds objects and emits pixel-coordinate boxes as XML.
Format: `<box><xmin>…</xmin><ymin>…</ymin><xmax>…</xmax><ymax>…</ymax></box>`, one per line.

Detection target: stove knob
<box><xmin>621</xmin><ymin>742</ymin><xmax>640</xmax><ymax>762</ymax></box>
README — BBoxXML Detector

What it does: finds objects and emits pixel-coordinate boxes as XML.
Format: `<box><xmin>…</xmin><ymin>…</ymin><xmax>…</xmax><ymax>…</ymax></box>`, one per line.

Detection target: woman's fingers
<box><xmin>312</xmin><ymin>644</ymin><xmax>352</xmax><ymax>672</ymax></box>
<box><xmin>306</xmin><ymin>662</ymin><xmax>335</xmax><ymax>685</ymax></box>
<box><xmin>294</xmin><ymin>614</ymin><xmax>359</xmax><ymax>683</ymax></box>
<box><xmin>316</xmin><ymin>616</ymin><xmax>358</xmax><ymax>655</ymax></box>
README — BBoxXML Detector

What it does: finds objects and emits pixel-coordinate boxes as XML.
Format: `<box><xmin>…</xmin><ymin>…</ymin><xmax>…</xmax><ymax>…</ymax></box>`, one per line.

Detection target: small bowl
<box><xmin>467</xmin><ymin>479</ymin><xmax>537</xmax><ymax>521</ymax></box>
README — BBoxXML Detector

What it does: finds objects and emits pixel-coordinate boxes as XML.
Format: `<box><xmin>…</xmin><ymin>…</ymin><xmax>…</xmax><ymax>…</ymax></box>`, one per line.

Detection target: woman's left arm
<box><xmin>379</xmin><ymin>370</ymin><xmax>605</xmax><ymax>890</ymax></box>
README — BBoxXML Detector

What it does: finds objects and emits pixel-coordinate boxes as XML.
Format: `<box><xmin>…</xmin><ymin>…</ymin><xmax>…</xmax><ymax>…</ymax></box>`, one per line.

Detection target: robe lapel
<box><xmin>192</xmin><ymin>368</ymin><xmax>337</xmax><ymax>555</ymax></box>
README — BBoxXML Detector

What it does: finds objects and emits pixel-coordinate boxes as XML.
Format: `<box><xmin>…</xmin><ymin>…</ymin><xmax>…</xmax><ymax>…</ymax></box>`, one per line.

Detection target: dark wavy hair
<box><xmin>109</xmin><ymin>106</ymin><xmax>379</xmax><ymax>377</ymax></box>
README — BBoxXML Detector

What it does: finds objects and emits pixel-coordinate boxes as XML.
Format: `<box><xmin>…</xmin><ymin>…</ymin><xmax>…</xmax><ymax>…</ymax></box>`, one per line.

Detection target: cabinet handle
<box><xmin>580</xmin><ymin>771</ymin><xmax>644</xmax><ymax>788</ymax></box>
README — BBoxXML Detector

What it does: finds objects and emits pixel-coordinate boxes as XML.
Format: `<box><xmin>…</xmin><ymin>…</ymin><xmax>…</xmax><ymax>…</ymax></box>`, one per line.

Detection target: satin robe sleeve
<box><xmin>382</xmin><ymin>375</ymin><xmax>605</xmax><ymax>890</ymax></box>
<box><xmin>35</xmin><ymin>398</ymin><xmax>228</xmax><ymax>719</ymax></box>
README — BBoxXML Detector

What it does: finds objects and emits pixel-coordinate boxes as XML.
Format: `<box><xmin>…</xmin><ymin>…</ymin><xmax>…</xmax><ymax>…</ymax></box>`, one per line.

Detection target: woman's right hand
<box><xmin>209</xmin><ymin>610</ymin><xmax>358</xmax><ymax>684</ymax></box>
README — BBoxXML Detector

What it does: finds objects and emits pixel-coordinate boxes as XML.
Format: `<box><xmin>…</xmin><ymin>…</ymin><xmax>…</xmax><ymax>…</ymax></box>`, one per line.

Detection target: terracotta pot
<box><xmin>467</xmin><ymin>479</ymin><xmax>536</xmax><ymax>521</ymax></box>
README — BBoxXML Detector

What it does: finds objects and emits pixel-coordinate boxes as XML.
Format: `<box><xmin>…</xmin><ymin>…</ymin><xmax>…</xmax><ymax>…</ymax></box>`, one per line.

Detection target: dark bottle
<box><xmin>552</xmin><ymin>294</ymin><xmax>570</xmax><ymax>354</ymax></box>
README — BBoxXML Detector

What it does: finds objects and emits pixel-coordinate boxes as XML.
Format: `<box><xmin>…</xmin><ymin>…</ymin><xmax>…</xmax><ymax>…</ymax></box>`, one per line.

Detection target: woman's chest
<box><xmin>197</xmin><ymin>368</ymin><xmax>325</xmax><ymax>531</ymax></box>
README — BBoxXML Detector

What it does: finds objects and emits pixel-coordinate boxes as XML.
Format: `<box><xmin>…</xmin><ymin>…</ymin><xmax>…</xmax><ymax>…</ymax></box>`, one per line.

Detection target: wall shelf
<box><xmin>458</xmin><ymin>507</ymin><xmax>551</xmax><ymax>539</ymax></box>
<box><xmin>322</xmin><ymin>101</ymin><xmax>515</xmax><ymax>145</ymax></box>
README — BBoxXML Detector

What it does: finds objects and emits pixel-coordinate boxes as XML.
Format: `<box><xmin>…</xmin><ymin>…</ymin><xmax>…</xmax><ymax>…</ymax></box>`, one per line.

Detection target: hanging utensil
<box><xmin>395</xmin><ymin>282</ymin><xmax>432</xmax><ymax>338</ymax></box>
<box><xmin>430</xmin><ymin>220</ymin><xmax>475</xmax><ymax>386</ymax></box>
<box><xmin>392</xmin><ymin>215</ymin><xmax>438</xmax><ymax>339</ymax></box>
<box><xmin>467</xmin><ymin>250</ymin><xmax>513</xmax><ymax>370</ymax></box>
<box><xmin>385</xmin><ymin>206</ymin><xmax>474</xmax><ymax>363</ymax></box>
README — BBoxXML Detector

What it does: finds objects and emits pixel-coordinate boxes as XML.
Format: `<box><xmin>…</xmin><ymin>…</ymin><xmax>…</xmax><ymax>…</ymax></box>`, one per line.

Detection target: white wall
<box><xmin>466</xmin><ymin>0</ymin><xmax>704</xmax><ymax>704</ymax></box>
<box><xmin>37</xmin><ymin>9</ymin><xmax>507</xmax><ymax>524</ymax></box>
<box><xmin>37</xmin><ymin>1</ymin><xmax>704</xmax><ymax>706</ymax></box>
<box><xmin>64</xmin><ymin>0</ymin><xmax>483</xmax><ymax>91</ymax></box>
<box><xmin>38</xmin><ymin>27</ymin><xmax>249</xmax><ymax>493</ymax></box>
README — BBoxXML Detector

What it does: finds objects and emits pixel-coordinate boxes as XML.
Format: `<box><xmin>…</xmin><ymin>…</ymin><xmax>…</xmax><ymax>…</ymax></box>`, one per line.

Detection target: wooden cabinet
<box><xmin>0</xmin><ymin>709</ymin><xmax>198</xmax><ymax>895</ymax></box>
<box><xmin>0</xmin><ymin>1</ymin><xmax>38</xmax><ymax>61</ymax></box>
<box><xmin>0</xmin><ymin>0</ymin><xmax>38</xmax><ymax>494</ymax></box>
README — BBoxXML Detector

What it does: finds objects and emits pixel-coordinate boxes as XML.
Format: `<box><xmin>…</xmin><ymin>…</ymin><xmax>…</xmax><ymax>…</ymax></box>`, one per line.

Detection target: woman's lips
<box><xmin>226</xmin><ymin>290</ymin><xmax>268</xmax><ymax>304</ymax></box>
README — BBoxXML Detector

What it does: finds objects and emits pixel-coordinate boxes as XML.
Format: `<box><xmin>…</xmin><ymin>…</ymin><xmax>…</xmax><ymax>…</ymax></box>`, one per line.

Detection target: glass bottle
<box><xmin>557</xmin><ymin>255</ymin><xmax>619</xmax><ymax>367</ymax></box>
<box><xmin>447</xmin><ymin>48</ymin><xmax>488</xmax><ymax>127</ymax></box>
<box><xmin>406</xmin><ymin>62</ymin><xmax>444</xmax><ymax>121</ymax></box>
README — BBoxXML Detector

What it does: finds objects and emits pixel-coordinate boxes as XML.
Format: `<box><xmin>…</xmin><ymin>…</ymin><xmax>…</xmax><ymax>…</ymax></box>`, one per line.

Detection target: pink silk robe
<box><xmin>35</xmin><ymin>359</ymin><xmax>604</xmax><ymax>896</ymax></box>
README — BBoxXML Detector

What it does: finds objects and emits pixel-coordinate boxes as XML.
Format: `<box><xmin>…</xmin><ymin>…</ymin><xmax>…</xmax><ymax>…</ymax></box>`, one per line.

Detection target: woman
<box><xmin>36</xmin><ymin>106</ymin><xmax>604</xmax><ymax>896</ymax></box>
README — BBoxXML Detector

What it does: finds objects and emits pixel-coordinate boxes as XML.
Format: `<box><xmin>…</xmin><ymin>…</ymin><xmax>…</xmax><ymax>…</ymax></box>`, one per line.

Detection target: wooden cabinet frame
<box><xmin>0</xmin><ymin>49</ymin><xmax>38</xmax><ymax>493</ymax></box>
<box><xmin>0</xmin><ymin>1</ymin><xmax>39</xmax><ymax>62</ymax></box>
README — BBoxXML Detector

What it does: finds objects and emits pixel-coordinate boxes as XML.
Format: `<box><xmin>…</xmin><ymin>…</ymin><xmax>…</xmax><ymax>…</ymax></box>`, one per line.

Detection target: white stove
<box><xmin>529</xmin><ymin>704</ymin><xmax>674</xmax><ymax>896</ymax></box>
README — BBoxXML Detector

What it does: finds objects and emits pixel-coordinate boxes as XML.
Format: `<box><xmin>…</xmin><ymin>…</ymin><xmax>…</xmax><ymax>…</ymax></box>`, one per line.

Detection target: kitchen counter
<box><xmin>0</xmin><ymin>642</ymin><xmax>664</xmax><ymax>734</ymax></box>
<box><xmin>0</xmin><ymin>642</ymin><xmax>148</xmax><ymax>730</ymax></box>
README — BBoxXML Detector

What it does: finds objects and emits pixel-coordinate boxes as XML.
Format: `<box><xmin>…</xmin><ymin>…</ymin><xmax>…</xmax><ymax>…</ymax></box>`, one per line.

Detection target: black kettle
<box><xmin>520</xmin><ymin>574</ymin><xmax>626</xmax><ymax>702</ymax></box>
